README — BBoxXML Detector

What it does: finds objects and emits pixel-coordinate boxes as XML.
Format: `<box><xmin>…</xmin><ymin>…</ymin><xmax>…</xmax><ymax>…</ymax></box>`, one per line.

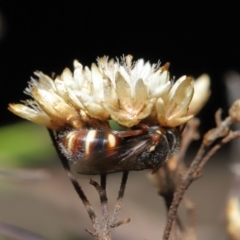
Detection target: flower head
<box><xmin>9</xmin><ymin>55</ymin><xmax>194</xmax><ymax>129</ymax></box>
<box><xmin>155</xmin><ymin>76</ymin><xmax>194</xmax><ymax>127</ymax></box>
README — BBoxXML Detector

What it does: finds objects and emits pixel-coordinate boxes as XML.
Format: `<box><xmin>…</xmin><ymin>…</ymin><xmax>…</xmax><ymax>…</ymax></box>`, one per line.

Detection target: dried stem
<box><xmin>88</xmin><ymin>172</ymin><xmax>130</xmax><ymax>239</ymax></box>
<box><xmin>151</xmin><ymin>119</ymin><xmax>200</xmax><ymax>239</ymax></box>
<box><xmin>162</xmin><ymin>115</ymin><xmax>239</xmax><ymax>240</ymax></box>
<box><xmin>110</xmin><ymin>171</ymin><xmax>130</xmax><ymax>228</ymax></box>
<box><xmin>89</xmin><ymin>178</ymin><xmax>110</xmax><ymax>238</ymax></box>
<box><xmin>177</xmin><ymin>118</ymin><xmax>200</xmax><ymax>163</ymax></box>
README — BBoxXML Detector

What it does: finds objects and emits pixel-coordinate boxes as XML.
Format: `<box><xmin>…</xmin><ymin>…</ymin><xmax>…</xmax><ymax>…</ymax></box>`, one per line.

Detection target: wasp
<box><xmin>57</xmin><ymin>125</ymin><xmax>180</xmax><ymax>175</ymax></box>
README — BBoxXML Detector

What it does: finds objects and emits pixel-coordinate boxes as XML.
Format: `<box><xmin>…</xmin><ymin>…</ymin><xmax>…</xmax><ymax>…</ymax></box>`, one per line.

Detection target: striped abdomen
<box><xmin>58</xmin><ymin>130</ymin><xmax>123</xmax><ymax>162</ymax></box>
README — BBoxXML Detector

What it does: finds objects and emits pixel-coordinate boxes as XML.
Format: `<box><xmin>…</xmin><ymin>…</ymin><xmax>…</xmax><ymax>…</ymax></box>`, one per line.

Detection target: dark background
<box><xmin>0</xmin><ymin>1</ymin><xmax>240</xmax><ymax>131</ymax></box>
<box><xmin>0</xmin><ymin>2</ymin><xmax>240</xmax><ymax>239</ymax></box>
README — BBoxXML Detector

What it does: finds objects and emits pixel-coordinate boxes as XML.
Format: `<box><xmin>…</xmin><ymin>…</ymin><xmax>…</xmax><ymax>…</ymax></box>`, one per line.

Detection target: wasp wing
<box><xmin>71</xmin><ymin>138</ymin><xmax>155</xmax><ymax>175</ymax></box>
<box><xmin>71</xmin><ymin>131</ymin><xmax>170</xmax><ymax>175</ymax></box>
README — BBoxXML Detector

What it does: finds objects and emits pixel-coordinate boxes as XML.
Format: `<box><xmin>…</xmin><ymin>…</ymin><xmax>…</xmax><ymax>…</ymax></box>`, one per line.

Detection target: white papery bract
<box><xmin>188</xmin><ymin>74</ymin><xmax>211</xmax><ymax>115</ymax></box>
<box><xmin>9</xmin><ymin>55</ymin><xmax>195</xmax><ymax>129</ymax></box>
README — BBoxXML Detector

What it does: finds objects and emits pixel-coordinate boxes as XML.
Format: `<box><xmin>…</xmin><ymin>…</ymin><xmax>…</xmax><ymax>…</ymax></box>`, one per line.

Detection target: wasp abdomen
<box><xmin>57</xmin><ymin>126</ymin><xmax>180</xmax><ymax>175</ymax></box>
<box><xmin>58</xmin><ymin>130</ymin><xmax>122</xmax><ymax>162</ymax></box>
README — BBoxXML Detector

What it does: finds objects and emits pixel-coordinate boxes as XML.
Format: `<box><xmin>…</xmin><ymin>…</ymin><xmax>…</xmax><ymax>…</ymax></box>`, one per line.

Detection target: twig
<box><xmin>89</xmin><ymin>178</ymin><xmax>110</xmax><ymax>238</ymax></box>
<box><xmin>87</xmin><ymin>172</ymin><xmax>130</xmax><ymax>239</ymax></box>
<box><xmin>198</xmin><ymin>130</ymin><xmax>240</xmax><ymax>171</ymax></box>
<box><xmin>162</xmin><ymin>115</ymin><xmax>239</xmax><ymax>240</ymax></box>
<box><xmin>155</xmin><ymin>119</ymin><xmax>200</xmax><ymax>207</ymax></box>
<box><xmin>150</xmin><ymin>119</ymin><xmax>200</xmax><ymax>239</ymax></box>
<box><xmin>110</xmin><ymin>171</ymin><xmax>130</xmax><ymax>228</ymax></box>
<box><xmin>177</xmin><ymin>118</ymin><xmax>200</xmax><ymax>163</ymax></box>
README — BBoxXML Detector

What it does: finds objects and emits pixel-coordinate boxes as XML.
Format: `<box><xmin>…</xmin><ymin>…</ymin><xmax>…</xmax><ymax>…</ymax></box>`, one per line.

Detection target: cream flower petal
<box><xmin>144</xmin><ymin>64</ymin><xmax>170</xmax><ymax>98</ymax></box>
<box><xmin>168</xmin><ymin>76</ymin><xmax>187</xmax><ymax>99</ymax></box>
<box><xmin>118</xmin><ymin>65</ymin><xmax>131</xmax><ymax>85</ymax></box>
<box><xmin>151</xmin><ymin>81</ymin><xmax>171</xmax><ymax>98</ymax></box>
<box><xmin>55</xmin><ymin>78</ymin><xmax>68</xmax><ymax>99</ymax></box>
<box><xmin>103</xmin><ymin>99</ymin><xmax>155</xmax><ymax>128</ymax></box>
<box><xmin>61</xmin><ymin>68</ymin><xmax>75</xmax><ymax>87</ymax></box>
<box><xmin>167</xmin><ymin>76</ymin><xmax>194</xmax><ymax>118</ymax></box>
<box><xmin>32</xmin><ymin>87</ymin><xmax>83</xmax><ymax>129</ymax></box>
<box><xmin>55</xmin><ymin>79</ymin><xmax>84</xmax><ymax>110</ymax></box>
<box><xmin>137</xmin><ymin>98</ymin><xmax>155</xmax><ymax>119</ymax></box>
<box><xmin>83</xmin><ymin>101</ymin><xmax>110</xmax><ymax>120</ymax></box>
<box><xmin>147</xmin><ymin>70</ymin><xmax>167</xmax><ymax>93</ymax></box>
<box><xmin>156</xmin><ymin>98</ymin><xmax>166</xmax><ymax>117</ymax></box>
<box><xmin>102</xmin><ymin>79</ymin><xmax>118</xmax><ymax>107</ymax></box>
<box><xmin>156</xmin><ymin>76</ymin><xmax>194</xmax><ymax>127</ymax></box>
<box><xmin>188</xmin><ymin>74</ymin><xmax>211</xmax><ymax>115</ymax></box>
<box><xmin>91</xmin><ymin>63</ymin><xmax>104</xmax><ymax>100</ymax></box>
<box><xmin>65</xmin><ymin>87</ymin><xmax>85</xmax><ymax>110</ymax></box>
<box><xmin>158</xmin><ymin>113</ymin><xmax>194</xmax><ymax>128</ymax></box>
<box><xmin>77</xmin><ymin>92</ymin><xmax>109</xmax><ymax>120</ymax></box>
<box><xmin>133</xmin><ymin>79</ymin><xmax>148</xmax><ymax>112</ymax></box>
<box><xmin>131</xmin><ymin>59</ymin><xmax>145</xmax><ymax>80</ymax></box>
<box><xmin>100</xmin><ymin>103</ymin><xmax>140</xmax><ymax>127</ymax></box>
<box><xmin>8</xmin><ymin>103</ymin><xmax>59</xmax><ymax>130</ymax></box>
<box><xmin>33</xmin><ymin>72</ymin><xmax>56</xmax><ymax>91</ymax></box>
<box><xmin>115</xmin><ymin>71</ymin><xmax>132</xmax><ymax>112</ymax></box>
<box><xmin>73</xmin><ymin>60</ymin><xmax>85</xmax><ymax>89</ymax></box>
<box><xmin>97</xmin><ymin>56</ymin><xmax>117</xmax><ymax>87</ymax></box>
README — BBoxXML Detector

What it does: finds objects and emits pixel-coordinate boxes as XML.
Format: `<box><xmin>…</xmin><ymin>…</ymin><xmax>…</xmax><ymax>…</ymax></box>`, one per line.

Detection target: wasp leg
<box><xmin>48</xmin><ymin>128</ymin><xmax>101</xmax><ymax>231</ymax></box>
<box><xmin>115</xmin><ymin>124</ymin><xmax>149</xmax><ymax>138</ymax></box>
